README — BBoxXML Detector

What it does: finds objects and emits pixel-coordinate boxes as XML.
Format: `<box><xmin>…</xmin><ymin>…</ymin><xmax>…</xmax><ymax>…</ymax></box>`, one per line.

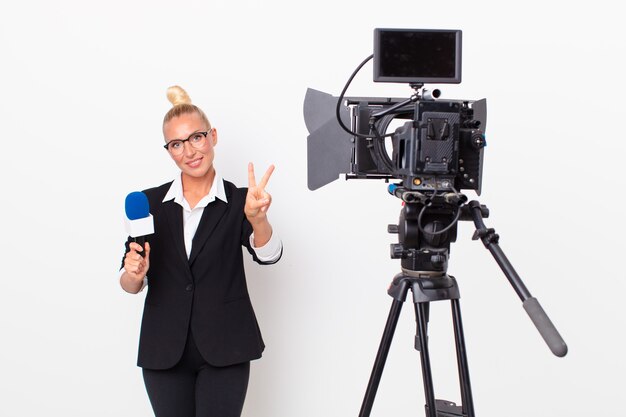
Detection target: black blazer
<box><xmin>123</xmin><ymin>179</ymin><xmax>280</xmax><ymax>369</ymax></box>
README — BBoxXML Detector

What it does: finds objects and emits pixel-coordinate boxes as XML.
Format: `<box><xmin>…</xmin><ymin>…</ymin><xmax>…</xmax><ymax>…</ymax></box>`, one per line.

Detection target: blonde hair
<box><xmin>163</xmin><ymin>85</ymin><xmax>211</xmax><ymax>129</ymax></box>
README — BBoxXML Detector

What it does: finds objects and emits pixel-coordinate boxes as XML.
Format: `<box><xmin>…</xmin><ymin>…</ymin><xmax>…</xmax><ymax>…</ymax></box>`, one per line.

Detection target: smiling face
<box><xmin>163</xmin><ymin>111</ymin><xmax>218</xmax><ymax>182</ymax></box>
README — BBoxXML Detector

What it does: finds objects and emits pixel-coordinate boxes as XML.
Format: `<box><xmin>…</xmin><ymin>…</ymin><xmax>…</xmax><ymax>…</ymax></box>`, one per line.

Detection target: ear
<box><xmin>210</xmin><ymin>128</ymin><xmax>218</xmax><ymax>146</ymax></box>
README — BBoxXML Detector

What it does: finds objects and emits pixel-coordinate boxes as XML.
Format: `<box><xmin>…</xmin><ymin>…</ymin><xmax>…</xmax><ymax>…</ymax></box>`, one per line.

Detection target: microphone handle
<box><xmin>133</xmin><ymin>236</ymin><xmax>146</xmax><ymax>257</ymax></box>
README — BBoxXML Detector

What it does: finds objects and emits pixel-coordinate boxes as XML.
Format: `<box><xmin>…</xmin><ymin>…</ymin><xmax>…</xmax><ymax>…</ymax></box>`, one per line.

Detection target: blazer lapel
<box><xmin>188</xmin><ymin>199</ymin><xmax>228</xmax><ymax>265</ymax></box>
<box><xmin>163</xmin><ymin>200</ymin><xmax>190</xmax><ymax>268</ymax></box>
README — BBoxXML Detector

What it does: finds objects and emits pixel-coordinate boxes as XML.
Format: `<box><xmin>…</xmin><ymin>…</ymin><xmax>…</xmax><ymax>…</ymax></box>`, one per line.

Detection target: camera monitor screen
<box><xmin>373</xmin><ymin>29</ymin><xmax>462</xmax><ymax>84</ymax></box>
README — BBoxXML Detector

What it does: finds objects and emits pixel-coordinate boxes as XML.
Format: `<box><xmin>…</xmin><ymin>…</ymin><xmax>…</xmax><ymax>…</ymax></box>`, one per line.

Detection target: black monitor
<box><xmin>373</xmin><ymin>28</ymin><xmax>462</xmax><ymax>84</ymax></box>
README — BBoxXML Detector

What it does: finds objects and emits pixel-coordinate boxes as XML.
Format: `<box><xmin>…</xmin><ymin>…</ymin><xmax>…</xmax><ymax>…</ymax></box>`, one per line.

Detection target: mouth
<box><xmin>186</xmin><ymin>157</ymin><xmax>203</xmax><ymax>168</ymax></box>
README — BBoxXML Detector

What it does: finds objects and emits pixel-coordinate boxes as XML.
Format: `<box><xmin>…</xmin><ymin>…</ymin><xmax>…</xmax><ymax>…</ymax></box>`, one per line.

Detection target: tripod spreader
<box><xmin>466</xmin><ymin>200</ymin><xmax>568</xmax><ymax>357</ymax></box>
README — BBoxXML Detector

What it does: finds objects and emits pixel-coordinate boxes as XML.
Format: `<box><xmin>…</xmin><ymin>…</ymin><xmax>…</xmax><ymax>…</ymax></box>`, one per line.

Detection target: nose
<box><xmin>182</xmin><ymin>140</ymin><xmax>196</xmax><ymax>157</ymax></box>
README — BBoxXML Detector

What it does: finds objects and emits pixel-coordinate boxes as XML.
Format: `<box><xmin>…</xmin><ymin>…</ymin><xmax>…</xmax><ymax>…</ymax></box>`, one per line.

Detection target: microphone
<box><xmin>124</xmin><ymin>191</ymin><xmax>154</xmax><ymax>257</ymax></box>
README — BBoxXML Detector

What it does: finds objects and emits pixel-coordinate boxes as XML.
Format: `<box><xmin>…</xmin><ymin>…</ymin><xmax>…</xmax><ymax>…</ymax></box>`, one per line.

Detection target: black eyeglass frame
<box><xmin>163</xmin><ymin>129</ymin><xmax>212</xmax><ymax>152</ymax></box>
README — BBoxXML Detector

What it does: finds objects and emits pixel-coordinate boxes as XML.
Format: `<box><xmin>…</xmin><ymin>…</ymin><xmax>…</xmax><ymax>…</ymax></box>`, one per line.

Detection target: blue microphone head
<box><xmin>125</xmin><ymin>191</ymin><xmax>150</xmax><ymax>220</ymax></box>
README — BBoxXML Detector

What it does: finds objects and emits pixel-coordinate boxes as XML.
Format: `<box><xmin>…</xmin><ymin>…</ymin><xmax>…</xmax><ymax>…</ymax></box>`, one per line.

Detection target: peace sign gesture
<box><xmin>245</xmin><ymin>162</ymin><xmax>275</xmax><ymax>225</ymax></box>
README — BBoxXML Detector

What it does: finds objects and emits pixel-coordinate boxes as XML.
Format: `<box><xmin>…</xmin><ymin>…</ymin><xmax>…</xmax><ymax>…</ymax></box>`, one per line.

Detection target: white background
<box><xmin>1</xmin><ymin>1</ymin><xmax>624</xmax><ymax>416</ymax></box>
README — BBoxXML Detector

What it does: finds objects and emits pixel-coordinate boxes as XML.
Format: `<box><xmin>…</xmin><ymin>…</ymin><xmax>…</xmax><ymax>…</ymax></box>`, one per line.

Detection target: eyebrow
<box><xmin>166</xmin><ymin>129</ymin><xmax>206</xmax><ymax>142</ymax></box>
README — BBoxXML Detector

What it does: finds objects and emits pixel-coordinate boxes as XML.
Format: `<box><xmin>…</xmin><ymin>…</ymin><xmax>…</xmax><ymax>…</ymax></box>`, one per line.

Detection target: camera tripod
<box><xmin>358</xmin><ymin>190</ymin><xmax>567</xmax><ymax>417</ymax></box>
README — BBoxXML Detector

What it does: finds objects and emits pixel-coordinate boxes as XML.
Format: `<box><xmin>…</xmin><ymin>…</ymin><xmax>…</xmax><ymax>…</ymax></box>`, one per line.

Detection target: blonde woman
<box><xmin>120</xmin><ymin>86</ymin><xmax>282</xmax><ymax>417</ymax></box>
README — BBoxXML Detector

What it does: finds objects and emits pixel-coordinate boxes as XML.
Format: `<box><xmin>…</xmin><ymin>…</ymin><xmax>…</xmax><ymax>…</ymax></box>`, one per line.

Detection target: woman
<box><xmin>120</xmin><ymin>85</ymin><xmax>282</xmax><ymax>417</ymax></box>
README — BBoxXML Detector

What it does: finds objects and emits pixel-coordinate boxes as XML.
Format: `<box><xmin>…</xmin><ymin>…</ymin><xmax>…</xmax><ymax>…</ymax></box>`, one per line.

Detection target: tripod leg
<box><xmin>414</xmin><ymin>302</ymin><xmax>430</xmax><ymax>351</ymax></box>
<box><xmin>415</xmin><ymin>302</ymin><xmax>438</xmax><ymax>417</ymax></box>
<box><xmin>451</xmin><ymin>299</ymin><xmax>475</xmax><ymax>417</ymax></box>
<box><xmin>359</xmin><ymin>299</ymin><xmax>404</xmax><ymax>417</ymax></box>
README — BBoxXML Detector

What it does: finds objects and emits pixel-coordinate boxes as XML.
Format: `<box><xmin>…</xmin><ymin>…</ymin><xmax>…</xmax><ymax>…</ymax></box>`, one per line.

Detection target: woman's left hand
<box><xmin>245</xmin><ymin>162</ymin><xmax>274</xmax><ymax>224</ymax></box>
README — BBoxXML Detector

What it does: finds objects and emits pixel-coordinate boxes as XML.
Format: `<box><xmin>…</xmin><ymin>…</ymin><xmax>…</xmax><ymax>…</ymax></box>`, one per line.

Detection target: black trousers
<box><xmin>142</xmin><ymin>331</ymin><xmax>250</xmax><ymax>417</ymax></box>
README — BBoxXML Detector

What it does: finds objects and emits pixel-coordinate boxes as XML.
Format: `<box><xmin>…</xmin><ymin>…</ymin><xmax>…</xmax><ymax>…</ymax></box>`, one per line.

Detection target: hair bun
<box><xmin>166</xmin><ymin>85</ymin><xmax>192</xmax><ymax>106</ymax></box>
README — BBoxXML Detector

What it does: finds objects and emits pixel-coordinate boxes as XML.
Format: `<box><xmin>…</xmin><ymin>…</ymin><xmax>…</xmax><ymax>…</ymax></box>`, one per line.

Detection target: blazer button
<box><xmin>185</xmin><ymin>284</ymin><xmax>194</xmax><ymax>292</ymax></box>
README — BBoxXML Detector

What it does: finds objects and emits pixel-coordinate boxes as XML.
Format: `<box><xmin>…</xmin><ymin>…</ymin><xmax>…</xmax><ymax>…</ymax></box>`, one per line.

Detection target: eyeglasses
<box><xmin>163</xmin><ymin>129</ymin><xmax>212</xmax><ymax>155</ymax></box>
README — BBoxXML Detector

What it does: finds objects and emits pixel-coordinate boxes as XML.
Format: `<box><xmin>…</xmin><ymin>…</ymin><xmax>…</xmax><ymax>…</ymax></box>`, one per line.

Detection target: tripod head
<box><xmin>387</xmin><ymin>184</ymin><xmax>485</xmax><ymax>276</ymax></box>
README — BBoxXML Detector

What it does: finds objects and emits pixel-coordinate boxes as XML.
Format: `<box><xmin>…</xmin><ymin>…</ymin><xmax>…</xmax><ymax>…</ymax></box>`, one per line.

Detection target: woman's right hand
<box><xmin>124</xmin><ymin>241</ymin><xmax>151</xmax><ymax>283</ymax></box>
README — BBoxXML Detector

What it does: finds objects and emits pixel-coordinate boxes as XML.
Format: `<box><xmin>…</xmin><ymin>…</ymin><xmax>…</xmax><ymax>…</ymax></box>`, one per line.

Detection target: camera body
<box><xmin>351</xmin><ymin>95</ymin><xmax>486</xmax><ymax>195</ymax></box>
